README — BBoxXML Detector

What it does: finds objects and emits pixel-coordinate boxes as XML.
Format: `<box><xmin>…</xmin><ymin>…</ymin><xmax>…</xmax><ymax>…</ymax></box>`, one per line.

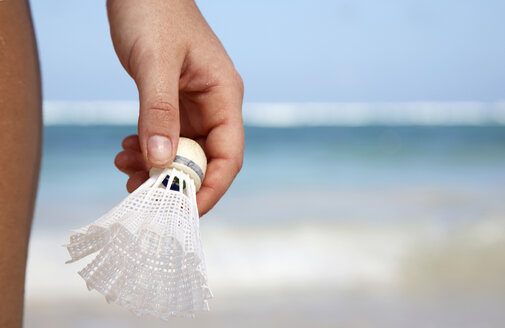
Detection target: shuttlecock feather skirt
<box><xmin>65</xmin><ymin>168</ymin><xmax>212</xmax><ymax>319</ymax></box>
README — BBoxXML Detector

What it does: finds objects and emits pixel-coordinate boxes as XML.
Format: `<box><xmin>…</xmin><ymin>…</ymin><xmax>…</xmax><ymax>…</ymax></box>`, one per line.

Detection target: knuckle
<box><xmin>114</xmin><ymin>151</ymin><xmax>126</xmax><ymax>167</ymax></box>
<box><xmin>150</xmin><ymin>96</ymin><xmax>177</xmax><ymax>113</ymax></box>
<box><xmin>235</xmin><ymin>72</ymin><xmax>244</xmax><ymax>94</ymax></box>
<box><xmin>228</xmin><ymin>70</ymin><xmax>244</xmax><ymax>97</ymax></box>
<box><xmin>147</xmin><ymin>96</ymin><xmax>179</xmax><ymax>120</ymax></box>
<box><xmin>218</xmin><ymin>66</ymin><xmax>244</xmax><ymax>96</ymax></box>
<box><xmin>231</xmin><ymin>154</ymin><xmax>244</xmax><ymax>174</ymax></box>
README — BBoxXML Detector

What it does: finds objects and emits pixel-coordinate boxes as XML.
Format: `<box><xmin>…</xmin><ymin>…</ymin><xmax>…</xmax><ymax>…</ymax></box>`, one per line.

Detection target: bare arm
<box><xmin>0</xmin><ymin>1</ymin><xmax>42</xmax><ymax>327</ymax></box>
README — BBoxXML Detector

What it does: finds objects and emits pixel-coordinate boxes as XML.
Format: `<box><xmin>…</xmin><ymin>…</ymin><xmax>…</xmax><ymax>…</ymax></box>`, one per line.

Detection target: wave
<box><xmin>25</xmin><ymin>219</ymin><xmax>505</xmax><ymax>300</ymax></box>
<box><xmin>43</xmin><ymin>101</ymin><xmax>505</xmax><ymax>126</ymax></box>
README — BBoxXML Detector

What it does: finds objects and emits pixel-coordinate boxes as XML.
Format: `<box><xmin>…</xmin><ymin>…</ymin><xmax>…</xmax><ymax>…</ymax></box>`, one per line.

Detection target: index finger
<box><xmin>196</xmin><ymin>93</ymin><xmax>244</xmax><ymax>216</ymax></box>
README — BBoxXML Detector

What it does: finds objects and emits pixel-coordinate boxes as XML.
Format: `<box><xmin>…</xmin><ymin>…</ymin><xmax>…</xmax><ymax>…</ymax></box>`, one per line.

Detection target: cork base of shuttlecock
<box><xmin>150</xmin><ymin>137</ymin><xmax>207</xmax><ymax>191</ymax></box>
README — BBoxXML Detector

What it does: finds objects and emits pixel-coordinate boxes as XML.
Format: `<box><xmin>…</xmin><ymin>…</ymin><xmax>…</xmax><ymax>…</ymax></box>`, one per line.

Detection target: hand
<box><xmin>107</xmin><ymin>0</ymin><xmax>244</xmax><ymax>216</ymax></box>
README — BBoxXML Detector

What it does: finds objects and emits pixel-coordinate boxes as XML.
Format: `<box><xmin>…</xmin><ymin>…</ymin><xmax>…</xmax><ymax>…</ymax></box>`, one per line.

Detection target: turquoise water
<box><xmin>34</xmin><ymin>125</ymin><xmax>505</xmax><ymax>230</ymax></box>
<box><xmin>26</xmin><ymin>124</ymin><xmax>505</xmax><ymax>327</ymax></box>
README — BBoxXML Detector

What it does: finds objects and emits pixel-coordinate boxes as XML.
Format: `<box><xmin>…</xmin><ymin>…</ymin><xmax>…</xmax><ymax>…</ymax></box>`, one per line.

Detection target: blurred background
<box><xmin>26</xmin><ymin>0</ymin><xmax>505</xmax><ymax>327</ymax></box>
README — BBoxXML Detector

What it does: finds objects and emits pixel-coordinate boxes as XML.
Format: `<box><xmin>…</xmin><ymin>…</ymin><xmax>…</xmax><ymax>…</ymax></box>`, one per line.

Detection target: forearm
<box><xmin>0</xmin><ymin>1</ymin><xmax>42</xmax><ymax>328</ymax></box>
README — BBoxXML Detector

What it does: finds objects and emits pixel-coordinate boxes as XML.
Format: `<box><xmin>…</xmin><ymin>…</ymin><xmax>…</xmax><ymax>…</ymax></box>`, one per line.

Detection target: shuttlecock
<box><xmin>65</xmin><ymin>137</ymin><xmax>212</xmax><ymax>319</ymax></box>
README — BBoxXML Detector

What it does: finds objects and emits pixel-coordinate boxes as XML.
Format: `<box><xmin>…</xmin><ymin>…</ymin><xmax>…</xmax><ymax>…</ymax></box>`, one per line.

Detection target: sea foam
<box><xmin>25</xmin><ymin>219</ymin><xmax>505</xmax><ymax>301</ymax></box>
<box><xmin>43</xmin><ymin>101</ymin><xmax>505</xmax><ymax>126</ymax></box>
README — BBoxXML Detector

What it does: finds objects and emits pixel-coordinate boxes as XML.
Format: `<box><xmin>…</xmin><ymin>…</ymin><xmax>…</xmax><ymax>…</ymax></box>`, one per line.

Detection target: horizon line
<box><xmin>42</xmin><ymin>101</ymin><xmax>505</xmax><ymax>127</ymax></box>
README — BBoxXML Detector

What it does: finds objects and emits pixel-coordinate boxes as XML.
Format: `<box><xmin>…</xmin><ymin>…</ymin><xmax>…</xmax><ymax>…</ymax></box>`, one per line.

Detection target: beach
<box><xmin>25</xmin><ymin>113</ymin><xmax>505</xmax><ymax>327</ymax></box>
<box><xmin>23</xmin><ymin>0</ymin><xmax>505</xmax><ymax>323</ymax></box>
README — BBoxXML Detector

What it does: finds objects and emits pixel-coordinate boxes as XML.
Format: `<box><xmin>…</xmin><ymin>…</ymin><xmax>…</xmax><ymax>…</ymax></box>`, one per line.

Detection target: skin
<box><xmin>108</xmin><ymin>0</ymin><xmax>245</xmax><ymax>216</ymax></box>
<box><xmin>0</xmin><ymin>0</ymin><xmax>240</xmax><ymax>326</ymax></box>
<box><xmin>0</xmin><ymin>1</ymin><xmax>42</xmax><ymax>327</ymax></box>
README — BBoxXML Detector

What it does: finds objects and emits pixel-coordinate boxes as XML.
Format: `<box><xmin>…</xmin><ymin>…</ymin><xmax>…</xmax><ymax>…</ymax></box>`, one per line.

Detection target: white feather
<box><xmin>65</xmin><ymin>167</ymin><xmax>212</xmax><ymax>319</ymax></box>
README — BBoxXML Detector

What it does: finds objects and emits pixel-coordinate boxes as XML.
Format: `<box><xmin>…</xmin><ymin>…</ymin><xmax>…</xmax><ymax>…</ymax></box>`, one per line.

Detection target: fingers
<box><xmin>117</xmin><ymin>84</ymin><xmax>244</xmax><ymax>211</ymax></box>
<box><xmin>195</xmin><ymin>86</ymin><xmax>244</xmax><ymax>216</ymax></box>
<box><xmin>121</xmin><ymin>134</ymin><xmax>141</xmax><ymax>151</ymax></box>
<box><xmin>116</xmin><ymin>136</ymin><xmax>149</xmax><ymax>193</ymax></box>
<box><xmin>115</xmin><ymin>149</ymin><xmax>149</xmax><ymax>175</ymax></box>
<box><xmin>126</xmin><ymin>171</ymin><xmax>150</xmax><ymax>193</ymax></box>
<box><xmin>197</xmin><ymin>128</ymin><xmax>244</xmax><ymax>215</ymax></box>
<box><xmin>134</xmin><ymin>50</ymin><xmax>185</xmax><ymax>169</ymax></box>
<box><xmin>115</xmin><ymin>144</ymin><xmax>150</xmax><ymax>193</ymax></box>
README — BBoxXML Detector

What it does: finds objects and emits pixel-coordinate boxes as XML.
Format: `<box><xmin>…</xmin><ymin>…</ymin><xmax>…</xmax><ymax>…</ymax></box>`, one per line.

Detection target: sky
<box><xmin>30</xmin><ymin>0</ymin><xmax>505</xmax><ymax>103</ymax></box>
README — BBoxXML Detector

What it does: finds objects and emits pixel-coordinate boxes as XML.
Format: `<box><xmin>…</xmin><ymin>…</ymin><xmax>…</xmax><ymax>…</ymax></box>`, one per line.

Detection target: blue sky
<box><xmin>31</xmin><ymin>0</ymin><xmax>505</xmax><ymax>102</ymax></box>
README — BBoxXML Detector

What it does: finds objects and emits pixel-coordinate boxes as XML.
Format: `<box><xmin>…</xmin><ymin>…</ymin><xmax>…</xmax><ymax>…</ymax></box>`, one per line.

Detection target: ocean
<box><xmin>25</xmin><ymin>103</ymin><xmax>505</xmax><ymax>327</ymax></box>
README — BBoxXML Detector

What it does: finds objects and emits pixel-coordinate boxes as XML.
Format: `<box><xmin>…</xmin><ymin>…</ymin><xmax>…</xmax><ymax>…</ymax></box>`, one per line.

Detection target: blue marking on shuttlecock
<box><xmin>162</xmin><ymin>175</ymin><xmax>186</xmax><ymax>191</ymax></box>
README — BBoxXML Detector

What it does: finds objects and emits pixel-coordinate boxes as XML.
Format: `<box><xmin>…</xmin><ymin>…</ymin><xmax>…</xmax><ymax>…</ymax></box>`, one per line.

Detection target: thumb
<box><xmin>135</xmin><ymin>59</ymin><xmax>181</xmax><ymax>168</ymax></box>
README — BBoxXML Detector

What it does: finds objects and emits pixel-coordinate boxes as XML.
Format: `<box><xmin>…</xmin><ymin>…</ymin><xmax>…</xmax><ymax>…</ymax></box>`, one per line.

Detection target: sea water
<box><xmin>25</xmin><ymin>105</ymin><xmax>505</xmax><ymax>327</ymax></box>
<box><xmin>33</xmin><ymin>125</ymin><xmax>505</xmax><ymax>229</ymax></box>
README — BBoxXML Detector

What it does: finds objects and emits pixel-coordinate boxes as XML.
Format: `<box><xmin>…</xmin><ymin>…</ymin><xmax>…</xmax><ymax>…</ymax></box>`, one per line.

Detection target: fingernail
<box><xmin>147</xmin><ymin>135</ymin><xmax>172</xmax><ymax>166</ymax></box>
